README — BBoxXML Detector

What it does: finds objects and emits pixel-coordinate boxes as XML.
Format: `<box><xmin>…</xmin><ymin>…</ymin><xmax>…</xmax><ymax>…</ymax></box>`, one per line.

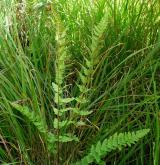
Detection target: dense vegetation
<box><xmin>0</xmin><ymin>0</ymin><xmax>160</xmax><ymax>164</ymax></box>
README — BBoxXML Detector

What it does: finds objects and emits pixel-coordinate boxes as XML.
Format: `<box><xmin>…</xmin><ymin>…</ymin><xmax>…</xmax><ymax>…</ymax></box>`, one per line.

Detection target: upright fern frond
<box><xmin>73</xmin><ymin>129</ymin><xmax>150</xmax><ymax>165</ymax></box>
<box><xmin>76</xmin><ymin>8</ymin><xmax>108</xmax><ymax>110</ymax></box>
<box><xmin>51</xmin><ymin>7</ymin><xmax>78</xmax><ymax>145</ymax></box>
<box><xmin>55</xmin><ymin>24</ymin><xmax>67</xmax><ymax>87</ymax></box>
<box><xmin>90</xmin><ymin>9</ymin><xmax>108</xmax><ymax>60</ymax></box>
<box><xmin>52</xmin><ymin>5</ymin><xmax>75</xmax><ymax>111</ymax></box>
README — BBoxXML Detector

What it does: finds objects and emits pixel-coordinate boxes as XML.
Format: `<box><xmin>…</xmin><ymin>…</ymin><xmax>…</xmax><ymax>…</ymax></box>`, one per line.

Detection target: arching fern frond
<box><xmin>10</xmin><ymin>103</ymin><xmax>47</xmax><ymax>134</ymax></box>
<box><xmin>73</xmin><ymin>129</ymin><xmax>150</xmax><ymax>165</ymax></box>
<box><xmin>10</xmin><ymin>102</ymin><xmax>56</xmax><ymax>153</ymax></box>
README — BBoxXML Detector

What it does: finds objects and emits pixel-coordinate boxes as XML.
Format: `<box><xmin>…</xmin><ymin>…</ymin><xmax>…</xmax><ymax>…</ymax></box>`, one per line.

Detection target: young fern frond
<box><xmin>73</xmin><ymin>129</ymin><xmax>150</xmax><ymax>165</ymax></box>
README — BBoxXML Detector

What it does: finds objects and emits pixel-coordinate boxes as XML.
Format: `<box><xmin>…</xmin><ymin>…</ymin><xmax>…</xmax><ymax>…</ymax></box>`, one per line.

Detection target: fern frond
<box><xmin>51</xmin><ymin>8</ymin><xmax>80</xmax><ymax>145</ymax></box>
<box><xmin>51</xmin><ymin>7</ymin><xmax>72</xmax><ymax>106</ymax></box>
<box><xmin>10</xmin><ymin>103</ymin><xmax>56</xmax><ymax>152</ymax></box>
<box><xmin>90</xmin><ymin>10</ymin><xmax>108</xmax><ymax>59</ymax></box>
<box><xmin>73</xmin><ymin>129</ymin><xmax>150</xmax><ymax>165</ymax></box>
<box><xmin>76</xmin><ymin>9</ymin><xmax>108</xmax><ymax>108</ymax></box>
<box><xmin>11</xmin><ymin>103</ymin><xmax>47</xmax><ymax>134</ymax></box>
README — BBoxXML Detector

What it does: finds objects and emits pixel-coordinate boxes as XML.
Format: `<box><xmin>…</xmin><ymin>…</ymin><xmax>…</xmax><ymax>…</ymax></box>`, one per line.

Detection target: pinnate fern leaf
<box><xmin>90</xmin><ymin>9</ymin><xmax>108</xmax><ymax>59</ymax></box>
<box><xmin>76</xmin><ymin>10</ymin><xmax>109</xmax><ymax>108</ymax></box>
<box><xmin>73</xmin><ymin>129</ymin><xmax>150</xmax><ymax>165</ymax></box>
<box><xmin>10</xmin><ymin>103</ymin><xmax>56</xmax><ymax>152</ymax></box>
<box><xmin>10</xmin><ymin>103</ymin><xmax>47</xmax><ymax>134</ymax></box>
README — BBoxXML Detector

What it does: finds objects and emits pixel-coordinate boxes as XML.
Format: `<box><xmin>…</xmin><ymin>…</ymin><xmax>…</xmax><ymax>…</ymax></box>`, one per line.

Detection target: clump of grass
<box><xmin>0</xmin><ymin>0</ymin><xmax>160</xmax><ymax>165</ymax></box>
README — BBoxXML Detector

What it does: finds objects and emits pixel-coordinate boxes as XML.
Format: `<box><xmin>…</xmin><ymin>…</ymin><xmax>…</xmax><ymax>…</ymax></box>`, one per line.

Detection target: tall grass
<box><xmin>0</xmin><ymin>0</ymin><xmax>160</xmax><ymax>164</ymax></box>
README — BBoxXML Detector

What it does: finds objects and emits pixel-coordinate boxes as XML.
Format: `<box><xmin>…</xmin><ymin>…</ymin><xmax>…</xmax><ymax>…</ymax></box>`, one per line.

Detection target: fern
<box><xmin>73</xmin><ymin>129</ymin><xmax>150</xmax><ymax>165</ymax></box>
<box><xmin>10</xmin><ymin>102</ymin><xmax>81</xmax><ymax>155</ymax></box>
<box><xmin>51</xmin><ymin>6</ymin><xmax>79</xmax><ymax>147</ymax></box>
<box><xmin>10</xmin><ymin>103</ymin><xmax>47</xmax><ymax>134</ymax></box>
<box><xmin>76</xmin><ymin>8</ymin><xmax>108</xmax><ymax>109</ymax></box>
<box><xmin>10</xmin><ymin>102</ymin><xmax>56</xmax><ymax>152</ymax></box>
<box><xmin>52</xmin><ymin>6</ymin><xmax>75</xmax><ymax>114</ymax></box>
<box><xmin>90</xmin><ymin>10</ymin><xmax>108</xmax><ymax>59</ymax></box>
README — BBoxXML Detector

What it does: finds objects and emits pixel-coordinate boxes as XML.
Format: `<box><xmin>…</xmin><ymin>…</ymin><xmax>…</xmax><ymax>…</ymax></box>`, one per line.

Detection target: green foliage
<box><xmin>10</xmin><ymin>102</ymin><xmax>57</xmax><ymax>153</ymax></box>
<box><xmin>0</xmin><ymin>0</ymin><xmax>160</xmax><ymax>164</ymax></box>
<box><xmin>11</xmin><ymin>103</ymin><xmax>47</xmax><ymax>134</ymax></box>
<box><xmin>51</xmin><ymin>7</ymin><xmax>80</xmax><ymax>150</ymax></box>
<box><xmin>75</xmin><ymin>8</ymin><xmax>109</xmax><ymax>109</ymax></box>
<box><xmin>74</xmin><ymin>129</ymin><xmax>150</xmax><ymax>165</ymax></box>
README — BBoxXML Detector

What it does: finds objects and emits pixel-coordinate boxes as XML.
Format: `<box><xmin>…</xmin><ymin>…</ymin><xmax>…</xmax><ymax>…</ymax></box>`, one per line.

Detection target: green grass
<box><xmin>0</xmin><ymin>0</ymin><xmax>160</xmax><ymax>164</ymax></box>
